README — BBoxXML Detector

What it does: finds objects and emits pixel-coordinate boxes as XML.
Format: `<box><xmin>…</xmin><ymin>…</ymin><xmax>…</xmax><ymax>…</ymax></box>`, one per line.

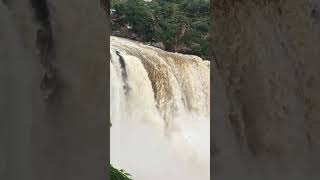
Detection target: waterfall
<box><xmin>110</xmin><ymin>36</ymin><xmax>210</xmax><ymax>180</ymax></box>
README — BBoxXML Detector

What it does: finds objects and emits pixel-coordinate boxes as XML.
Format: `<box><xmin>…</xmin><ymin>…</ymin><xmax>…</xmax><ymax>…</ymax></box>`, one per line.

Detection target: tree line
<box><xmin>111</xmin><ymin>0</ymin><xmax>209</xmax><ymax>59</ymax></box>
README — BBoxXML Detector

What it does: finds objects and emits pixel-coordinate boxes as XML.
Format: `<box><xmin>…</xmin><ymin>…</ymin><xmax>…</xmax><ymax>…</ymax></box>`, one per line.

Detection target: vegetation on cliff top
<box><xmin>111</xmin><ymin>0</ymin><xmax>209</xmax><ymax>59</ymax></box>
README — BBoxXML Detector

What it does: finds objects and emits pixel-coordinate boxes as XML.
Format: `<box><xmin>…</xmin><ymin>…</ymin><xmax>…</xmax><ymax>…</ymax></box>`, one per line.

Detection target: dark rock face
<box><xmin>211</xmin><ymin>0</ymin><xmax>320</xmax><ymax>179</ymax></box>
<box><xmin>0</xmin><ymin>1</ymin><xmax>108</xmax><ymax>180</ymax></box>
<box><xmin>151</xmin><ymin>42</ymin><xmax>165</xmax><ymax>50</ymax></box>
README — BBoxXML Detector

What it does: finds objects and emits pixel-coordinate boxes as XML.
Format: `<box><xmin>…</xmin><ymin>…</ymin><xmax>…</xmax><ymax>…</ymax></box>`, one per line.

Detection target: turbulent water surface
<box><xmin>110</xmin><ymin>36</ymin><xmax>210</xmax><ymax>180</ymax></box>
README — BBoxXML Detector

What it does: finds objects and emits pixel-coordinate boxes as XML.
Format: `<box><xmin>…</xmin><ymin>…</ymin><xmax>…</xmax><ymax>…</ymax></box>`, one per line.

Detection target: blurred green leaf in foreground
<box><xmin>110</xmin><ymin>164</ymin><xmax>133</xmax><ymax>180</ymax></box>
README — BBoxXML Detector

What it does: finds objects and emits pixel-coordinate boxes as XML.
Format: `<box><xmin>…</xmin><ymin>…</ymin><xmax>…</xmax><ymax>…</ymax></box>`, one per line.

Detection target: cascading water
<box><xmin>110</xmin><ymin>36</ymin><xmax>210</xmax><ymax>180</ymax></box>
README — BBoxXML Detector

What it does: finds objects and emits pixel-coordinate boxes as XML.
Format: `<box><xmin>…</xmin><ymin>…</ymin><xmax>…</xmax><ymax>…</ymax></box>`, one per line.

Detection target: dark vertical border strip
<box><xmin>105</xmin><ymin>0</ymin><xmax>111</xmax><ymax>179</ymax></box>
<box><xmin>209</xmin><ymin>0</ymin><xmax>214</xmax><ymax>179</ymax></box>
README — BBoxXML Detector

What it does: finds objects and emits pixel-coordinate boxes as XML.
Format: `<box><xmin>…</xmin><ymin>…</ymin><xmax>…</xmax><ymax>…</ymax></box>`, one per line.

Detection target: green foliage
<box><xmin>110</xmin><ymin>164</ymin><xmax>133</xmax><ymax>180</ymax></box>
<box><xmin>111</xmin><ymin>0</ymin><xmax>209</xmax><ymax>59</ymax></box>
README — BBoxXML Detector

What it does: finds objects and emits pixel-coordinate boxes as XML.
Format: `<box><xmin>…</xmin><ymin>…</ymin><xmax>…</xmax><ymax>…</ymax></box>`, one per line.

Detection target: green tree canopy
<box><xmin>111</xmin><ymin>0</ymin><xmax>209</xmax><ymax>59</ymax></box>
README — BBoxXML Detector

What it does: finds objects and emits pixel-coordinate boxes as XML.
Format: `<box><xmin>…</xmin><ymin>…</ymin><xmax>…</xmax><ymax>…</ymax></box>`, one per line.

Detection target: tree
<box><xmin>111</xmin><ymin>0</ymin><xmax>209</xmax><ymax>59</ymax></box>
